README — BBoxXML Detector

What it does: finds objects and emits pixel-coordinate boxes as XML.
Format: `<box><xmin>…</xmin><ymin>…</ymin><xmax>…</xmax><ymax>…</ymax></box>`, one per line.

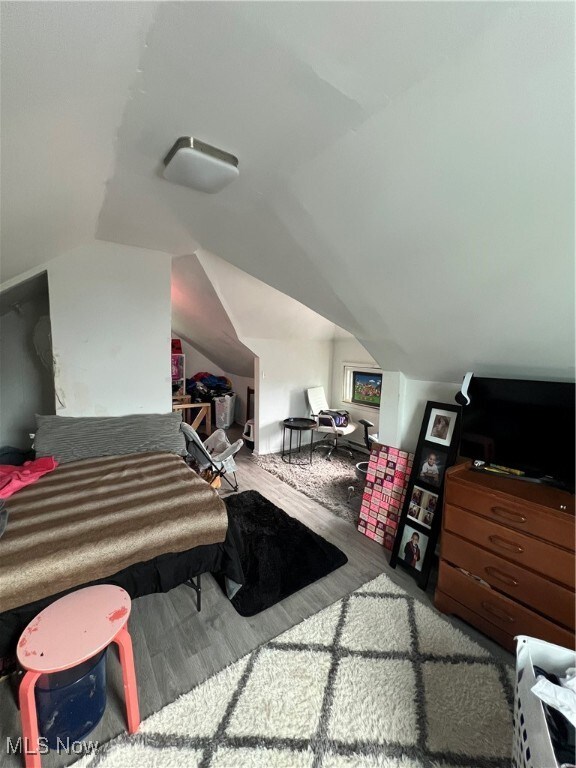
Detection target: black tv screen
<box><xmin>459</xmin><ymin>377</ymin><xmax>575</xmax><ymax>492</ymax></box>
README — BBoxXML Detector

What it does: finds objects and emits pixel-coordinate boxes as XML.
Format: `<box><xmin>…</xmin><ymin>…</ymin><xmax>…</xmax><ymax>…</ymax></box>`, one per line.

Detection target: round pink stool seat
<box><xmin>18</xmin><ymin>585</ymin><xmax>131</xmax><ymax>674</ymax></box>
<box><xmin>16</xmin><ymin>585</ymin><xmax>140</xmax><ymax>768</ymax></box>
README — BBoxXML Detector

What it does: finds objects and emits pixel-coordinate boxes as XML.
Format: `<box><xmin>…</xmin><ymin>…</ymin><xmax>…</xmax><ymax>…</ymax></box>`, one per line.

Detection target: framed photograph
<box><xmin>398</xmin><ymin>523</ymin><xmax>430</xmax><ymax>572</ymax></box>
<box><xmin>407</xmin><ymin>485</ymin><xmax>438</xmax><ymax>530</ymax></box>
<box><xmin>390</xmin><ymin>400</ymin><xmax>461</xmax><ymax>589</ymax></box>
<box><xmin>425</xmin><ymin>407</ymin><xmax>457</xmax><ymax>447</ymax></box>
<box><xmin>351</xmin><ymin>371</ymin><xmax>382</xmax><ymax>408</ymax></box>
<box><xmin>417</xmin><ymin>446</ymin><xmax>448</xmax><ymax>488</ymax></box>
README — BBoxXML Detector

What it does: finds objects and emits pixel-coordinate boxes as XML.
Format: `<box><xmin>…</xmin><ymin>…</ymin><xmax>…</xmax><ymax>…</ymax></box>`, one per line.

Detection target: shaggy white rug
<box><xmin>78</xmin><ymin>572</ymin><xmax>514</xmax><ymax>768</ymax></box>
<box><xmin>253</xmin><ymin>451</ymin><xmax>364</xmax><ymax>526</ymax></box>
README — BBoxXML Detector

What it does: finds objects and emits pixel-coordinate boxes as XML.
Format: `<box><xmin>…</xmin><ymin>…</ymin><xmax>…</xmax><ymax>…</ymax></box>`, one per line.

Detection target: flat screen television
<box><xmin>459</xmin><ymin>377</ymin><xmax>575</xmax><ymax>492</ymax></box>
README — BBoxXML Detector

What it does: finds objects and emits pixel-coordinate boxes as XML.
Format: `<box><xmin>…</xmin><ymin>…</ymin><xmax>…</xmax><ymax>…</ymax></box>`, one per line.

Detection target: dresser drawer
<box><xmin>437</xmin><ymin>561</ymin><xmax>575</xmax><ymax>649</ymax></box>
<box><xmin>446</xmin><ymin>480</ymin><xmax>574</xmax><ymax>550</ymax></box>
<box><xmin>441</xmin><ymin>530</ymin><xmax>575</xmax><ymax>630</ymax></box>
<box><xmin>444</xmin><ymin>504</ymin><xmax>575</xmax><ymax>589</ymax></box>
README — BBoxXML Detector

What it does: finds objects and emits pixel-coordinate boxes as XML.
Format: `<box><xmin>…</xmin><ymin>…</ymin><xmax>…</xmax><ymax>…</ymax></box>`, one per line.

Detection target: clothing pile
<box><xmin>532</xmin><ymin>664</ymin><xmax>576</xmax><ymax>765</ymax></box>
<box><xmin>186</xmin><ymin>372</ymin><xmax>233</xmax><ymax>403</ymax></box>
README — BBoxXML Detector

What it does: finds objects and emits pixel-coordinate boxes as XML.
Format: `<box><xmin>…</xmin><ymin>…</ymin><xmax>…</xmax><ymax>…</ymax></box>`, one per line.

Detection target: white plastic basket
<box><xmin>214</xmin><ymin>394</ymin><xmax>236</xmax><ymax>429</ymax></box>
<box><xmin>513</xmin><ymin>635</ymin><xmax>576</xmax><ymax>768</ymax></box>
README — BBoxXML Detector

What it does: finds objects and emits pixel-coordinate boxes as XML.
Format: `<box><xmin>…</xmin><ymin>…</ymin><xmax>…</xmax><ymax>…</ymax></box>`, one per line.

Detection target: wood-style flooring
<box><xmin>0</xmin><ymin>438</ymin><xmax>511</xmax><ymax>767</ymax></box>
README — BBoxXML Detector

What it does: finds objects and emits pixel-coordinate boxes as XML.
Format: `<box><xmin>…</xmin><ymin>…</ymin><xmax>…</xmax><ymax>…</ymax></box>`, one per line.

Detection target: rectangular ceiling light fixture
<box><xmin>162</xmin><ymin>137</ymin><xmax>239</xmax><ymax>193</ymax></box>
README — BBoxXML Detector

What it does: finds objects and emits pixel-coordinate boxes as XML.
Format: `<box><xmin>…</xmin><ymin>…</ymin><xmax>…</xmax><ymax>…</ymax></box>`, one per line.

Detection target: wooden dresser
<box><xmin>435</xmin><ymin>463</ymin><xmax>575</xmax><ymax>653</ymax></box>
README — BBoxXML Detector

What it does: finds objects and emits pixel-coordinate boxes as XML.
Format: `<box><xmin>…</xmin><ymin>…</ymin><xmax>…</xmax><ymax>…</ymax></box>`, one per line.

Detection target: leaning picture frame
<box><xmin>389</xmin><ymin>400</ymin><xmax>461</xmax><ymax>589</ymax></box>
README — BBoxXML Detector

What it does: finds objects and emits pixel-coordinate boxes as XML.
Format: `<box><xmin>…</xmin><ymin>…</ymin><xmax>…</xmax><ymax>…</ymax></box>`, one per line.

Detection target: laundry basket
<box><xmin>513</xmin><ymin>635</ymin><xmax>576</xmax><ymax>768</ymax></box>
<box><xmin>214</xmin><ymin>393</ymin><xmax>236</xmax><ymax>430</ymax></box>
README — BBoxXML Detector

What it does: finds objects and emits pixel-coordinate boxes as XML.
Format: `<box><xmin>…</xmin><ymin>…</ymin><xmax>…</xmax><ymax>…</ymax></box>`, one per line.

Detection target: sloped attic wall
<box><xmin>194</xmin><ymin>251</ymin><xmax>460</xmax><ymax>452</ymax></box>
<box><xmin>196</xmin><ymin>250</ymin><xmax>387</xmax><ymax>455</ymax></box>
<box><xmin>0</xmin><ymin>2</ymin><xmax>157</xmax><ymax>282</ymax></box>
<box><xmin>92</xmin><ymin>1</ymin><xmax>574</xmax><ymax>385</ymax></box>
<box><xmin>171</xmin><ymin>253</ymin><xmax>254</xmax><ymax>378</ymax></box>
<box><xmin>174</xmin><ymin>250</ymin><xmax>340</xmax><ymax>454</ymax></box>
<box><xmin>2</xmin><ymin>3</ymin><xmax>573</xmax><ymax>413</ymax></box>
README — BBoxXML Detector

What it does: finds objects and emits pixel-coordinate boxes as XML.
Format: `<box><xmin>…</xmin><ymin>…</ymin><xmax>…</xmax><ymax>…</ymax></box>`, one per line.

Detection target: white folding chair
<box><xmin>181</xmin><ymin>423</ymin><xmax>243</xmax><ymax>491</ymax></box>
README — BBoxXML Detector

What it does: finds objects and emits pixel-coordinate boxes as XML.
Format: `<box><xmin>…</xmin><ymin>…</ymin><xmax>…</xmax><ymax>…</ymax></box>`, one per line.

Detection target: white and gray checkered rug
<box><xmin>79</xmin><ymin>572</ymin><xmax>514</xmax><ymax>768</ymax></box>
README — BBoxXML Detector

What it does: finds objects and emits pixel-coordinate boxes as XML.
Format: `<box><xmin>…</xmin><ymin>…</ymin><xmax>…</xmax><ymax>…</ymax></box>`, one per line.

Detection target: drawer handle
<box><xmin>488</xmin><ymin>535</ymin><xmax>524</xmax><ymax>554</ymax></box>
<box><xmin>491</xmin><ymin>506</ymin><xmax>527</xmax><ymax>524</ymax></box>
<box><xmin>481</xmin><ymin>601</ymin><xmax>516</xmax><ymax>624</ymax></box>
<box><xmin>484</xmin><ymin>566</ymin><xmax>519</xmax><ymax>587</ymax></box>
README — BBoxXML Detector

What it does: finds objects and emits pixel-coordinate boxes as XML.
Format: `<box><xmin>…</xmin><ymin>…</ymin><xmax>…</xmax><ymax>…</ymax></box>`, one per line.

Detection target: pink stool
<box><xmin>17</xmin><ymin>585</ymin><xmax>140</xmax><ymax>768</ymax></box>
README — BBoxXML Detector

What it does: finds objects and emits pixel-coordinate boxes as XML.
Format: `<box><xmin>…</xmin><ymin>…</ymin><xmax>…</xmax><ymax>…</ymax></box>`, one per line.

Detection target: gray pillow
<box><xmin>34</xmin><ymin>412</ymin><xmax>187</xmax><ymax>463</ymax></box>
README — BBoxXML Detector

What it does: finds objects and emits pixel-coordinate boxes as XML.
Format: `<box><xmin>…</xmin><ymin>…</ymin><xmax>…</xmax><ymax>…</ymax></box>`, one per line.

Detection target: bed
<box><xmin>0</xmin><ymin>413</ymin><xmax>244</xmax><ymax>662</ymax></box>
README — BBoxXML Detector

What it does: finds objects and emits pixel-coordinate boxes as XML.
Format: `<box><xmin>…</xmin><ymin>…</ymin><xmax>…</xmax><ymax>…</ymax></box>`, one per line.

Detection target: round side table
<box><xmin>281</xmin><ymin>417</ymin><xmax>317</xmax><ymax>465</ymax></box>
<box><xmin>17</xmin><ymin>585</ymin><xmax>140</xmax><ymax>768</ymax></box>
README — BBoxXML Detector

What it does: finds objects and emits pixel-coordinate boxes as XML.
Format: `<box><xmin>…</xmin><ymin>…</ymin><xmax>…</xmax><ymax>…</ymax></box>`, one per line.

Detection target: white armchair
<box><xmin>306</xmin><ymin>386</ymin><xmax>357</xmax><ymax>460</ymax></box>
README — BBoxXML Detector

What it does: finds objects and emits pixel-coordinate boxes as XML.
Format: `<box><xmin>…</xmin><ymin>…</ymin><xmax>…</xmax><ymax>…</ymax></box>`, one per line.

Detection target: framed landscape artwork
<box><xmin>351</xmin><ymin>371</ymin><xmax>383</xmax><ymax>408</ymax></box>
<box><xmin>389</xmin><ymin>400</ymin><xmax>461</xmax><ymax>589</ymax></box>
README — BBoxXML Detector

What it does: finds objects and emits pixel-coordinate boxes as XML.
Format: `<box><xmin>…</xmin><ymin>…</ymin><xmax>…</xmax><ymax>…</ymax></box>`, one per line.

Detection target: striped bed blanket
<box><xmin>0</xmin><ymin>452</ymin><xmax>227</xmax><ymax>614</ymax></box>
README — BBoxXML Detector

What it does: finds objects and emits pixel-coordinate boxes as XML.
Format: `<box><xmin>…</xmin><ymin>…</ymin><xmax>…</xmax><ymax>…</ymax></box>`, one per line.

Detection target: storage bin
<box><xmin>513</xmin><ymin>635</ymin><xmax>576</xmax><ymax>768</ymax></box>
<box><xmin>242</xmin><ymin>419</ymin><xmax>255</xmax><ymax>451</ymax></box>
<box><xmin>215</xmin><ymin>393</ymin><xmax>236</xmax><ymax>430</ymax></box>
<box><xmin>35</xmin><ymin>649</ymin><xmax>107</xmax><ymax>749</ymax></box>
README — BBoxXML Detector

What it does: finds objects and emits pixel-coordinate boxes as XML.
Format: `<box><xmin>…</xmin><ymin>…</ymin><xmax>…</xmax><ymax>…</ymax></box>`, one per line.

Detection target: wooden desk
<box><xmin>172</xmin><ymin>403</ymin><xmax>212</xmax><ymax>436</ymax></box>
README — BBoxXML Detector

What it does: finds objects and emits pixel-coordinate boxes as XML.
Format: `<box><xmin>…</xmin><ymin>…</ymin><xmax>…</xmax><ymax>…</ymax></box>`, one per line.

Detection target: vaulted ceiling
<box><xmin>1</xmin><ymin>2</ymin><xmax>574</xmax><ymax>382</ymax></box>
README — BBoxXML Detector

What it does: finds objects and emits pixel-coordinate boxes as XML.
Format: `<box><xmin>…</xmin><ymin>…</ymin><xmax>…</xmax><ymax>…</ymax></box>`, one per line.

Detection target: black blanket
<box><xmin>222</xmin><ymin>490</ymin><xmax>348</xmax><ymax>616</ymax></box>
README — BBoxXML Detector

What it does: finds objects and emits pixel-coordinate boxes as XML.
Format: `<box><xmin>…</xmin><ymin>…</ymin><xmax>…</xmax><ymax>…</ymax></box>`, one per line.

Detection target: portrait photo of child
<box><xmin>399</xmin><ymin>524</ymin><xmax>429</xmax><ymax>572</ymax></box>
<box><xmin>418</xmin><ymin>447</ymin><xmax>448</xmax><ymax>488</ymax></box>
<box><xmin>424</xmin><ymin>407</ymin><xmax>457</xmax><ymax>447</ymax></box>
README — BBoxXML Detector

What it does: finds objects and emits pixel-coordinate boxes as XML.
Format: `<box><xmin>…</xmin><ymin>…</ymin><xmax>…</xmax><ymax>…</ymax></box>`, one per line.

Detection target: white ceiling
<box><xmin>196</xmin><ymin>250</ymin><xmax>338</xmax><ymax>343</ymax></box>
<box><xmin>1</xmin><ymin>2</ymin><xmax>574</xmax><ymax>382</ymax></box>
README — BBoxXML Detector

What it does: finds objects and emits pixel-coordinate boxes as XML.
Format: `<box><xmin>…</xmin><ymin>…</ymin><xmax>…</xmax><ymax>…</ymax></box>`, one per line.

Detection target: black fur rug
<box><xmin>222</xmin><ymin>490</ymin><xmax>348</xmax><ymax>616</ymax></box>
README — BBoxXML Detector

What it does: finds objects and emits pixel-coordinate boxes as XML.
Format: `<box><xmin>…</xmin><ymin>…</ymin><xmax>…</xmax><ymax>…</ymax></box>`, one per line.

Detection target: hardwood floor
<box><xmin>0</xmin><ymin>439</ymin><xmax>511</xmax><ymax>767</ymax></box>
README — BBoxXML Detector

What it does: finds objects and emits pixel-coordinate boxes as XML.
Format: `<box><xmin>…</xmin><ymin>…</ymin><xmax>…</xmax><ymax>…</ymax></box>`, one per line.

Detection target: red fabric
<box><xmin>0</xmin><ymin>457</ymin><xmax>58</xmax><ymax>499</ymax></box>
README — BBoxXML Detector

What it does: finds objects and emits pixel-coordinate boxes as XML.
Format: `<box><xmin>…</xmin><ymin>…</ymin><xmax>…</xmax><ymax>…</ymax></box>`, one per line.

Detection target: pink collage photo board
<box><xmin>357</xmin><ymin>443</ymin><xmax>414</xmax><ymax>550</ymax></box>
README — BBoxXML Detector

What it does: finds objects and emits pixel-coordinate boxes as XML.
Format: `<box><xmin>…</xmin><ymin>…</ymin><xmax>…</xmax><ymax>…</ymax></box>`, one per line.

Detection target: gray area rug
<box><xmin>254</xmin><ymin>450</ymin><xmax>365</xmax><ymax>526</ymax></box>
<box><xmin>78</xmin><ymin>572</ymin><xmax>514</xmax><ymax>768</ymax></box>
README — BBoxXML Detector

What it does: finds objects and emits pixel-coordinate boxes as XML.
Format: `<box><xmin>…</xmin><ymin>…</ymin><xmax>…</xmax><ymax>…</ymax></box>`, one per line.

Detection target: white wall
<box><xmin>173</xmin><ymin>336</ymin><xmax>255</xmax><ymax>426</ymax></box>
<box><xmin>399</xmin><ymin>379</ymin><xmax>460</xmax><ymax>453</ymax></box>
<box><xmin>376</xmin><ymin>371</ymin><xmax>405</xmax><ymax>450</ymax></box>
<box><xmin>247</xmin><ymin>338</ymin><xmax>332</xmax><ymax>455</ymax></box>
<box><xmin>48</xmin><ymin>242</ymin><xmax>173</xmax><ymax>416</ymax></box>
<box><xmin>0</xmin><ymin>296</ymin><xmax>55</xmax><ymax>448</ymax></box>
